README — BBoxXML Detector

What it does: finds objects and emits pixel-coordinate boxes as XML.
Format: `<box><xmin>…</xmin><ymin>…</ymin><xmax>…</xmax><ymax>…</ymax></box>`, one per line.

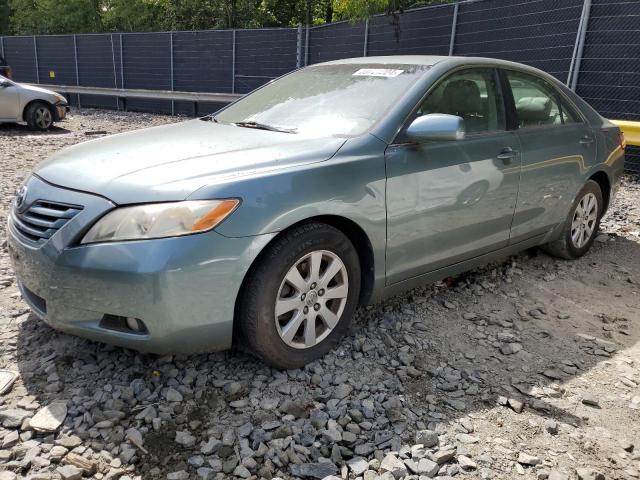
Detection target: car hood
<box><xmin>35</xmin><ymin>119</ymin><xmax>347</xmax><ymax>204</ymax></box>
<box><xmin>19</xmin><ymin>83</ymin><xmax>62</xmax><ymax>99</ymax></box>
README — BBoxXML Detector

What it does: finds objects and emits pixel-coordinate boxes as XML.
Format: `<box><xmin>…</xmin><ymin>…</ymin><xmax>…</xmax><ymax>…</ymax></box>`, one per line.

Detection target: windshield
<box><xmin>215</xmin><ymin>63</ymin><xmax>430</xmax><ymax>137</ymax></box>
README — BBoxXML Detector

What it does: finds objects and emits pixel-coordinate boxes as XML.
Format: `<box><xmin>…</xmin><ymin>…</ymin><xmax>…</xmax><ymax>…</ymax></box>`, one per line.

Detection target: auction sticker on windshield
<box><xmin>353</xmin><ymin>68</ymin><xmax>405</xmax><ymax>77</ymax></box>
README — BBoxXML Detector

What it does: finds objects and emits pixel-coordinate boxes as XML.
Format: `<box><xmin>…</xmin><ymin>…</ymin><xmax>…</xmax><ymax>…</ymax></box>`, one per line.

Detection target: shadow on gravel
<box><xmin>0</xmin><ymin>123</ymin><xmax>72</xmax><ymax>135</ymax></box>
<box><xmin>12</xmin><ymin>235</ymin><xmax>640</xmax><ymax>476</ymax></box>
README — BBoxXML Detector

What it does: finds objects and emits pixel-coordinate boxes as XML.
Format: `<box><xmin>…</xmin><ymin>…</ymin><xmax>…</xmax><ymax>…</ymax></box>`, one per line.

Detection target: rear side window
<box><xmin>418</xmin><ymin>68</ymin><xmax>505</xmax><ymax>134</ymax></box>
<box><xmin>506</xmin><ymin>70</ymin><xmax>578</xmax><ymax>128</ymax></box>
<box><xmin>559</xmin><ymin>98</ymin><xmax>581</xmax><ymax>124</ymax></box>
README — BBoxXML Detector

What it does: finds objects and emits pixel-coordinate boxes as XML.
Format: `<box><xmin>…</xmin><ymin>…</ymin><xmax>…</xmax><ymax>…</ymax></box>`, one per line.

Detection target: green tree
<box><xmin>9</xmin><ymin>0</ymin><xmax>102</xmax><ymax>34</ymax></box>
<box><xmin>333</xmin><ymin>0</ymin><xmax>454</xmax><ymax>22</ymax></box>
<box><xmin>101</xmin><ymin>0</ymin><xmax>168</xmax><ymax>32</ymax></box>
<box><xmin>0</xmin><ymin>0</ymin><xmax>10</xmax><ymax>35</ymax></box>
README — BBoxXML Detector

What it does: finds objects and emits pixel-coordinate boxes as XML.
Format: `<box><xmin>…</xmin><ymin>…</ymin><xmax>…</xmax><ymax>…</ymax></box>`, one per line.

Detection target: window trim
<box><xmin>391</xmin><ymin>65</ymin><xmax>510</xmax><ymax>146</ymax></box>
<box><xmin>500</xmin><ymin>67</ymin><xmax>587</xmax><ymax>132</ymax></box>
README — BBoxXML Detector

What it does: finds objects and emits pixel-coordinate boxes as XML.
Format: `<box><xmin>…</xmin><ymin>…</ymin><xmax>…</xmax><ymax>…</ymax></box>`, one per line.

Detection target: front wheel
<box><xmin>542</xmin><ymin>180</ymin><xmax>603</xmax><ymax>259</ymax></box>
<box><xmin>237</xmin><ymin>222</ymin><xmax>361</xmax><ymax>369</ymax></box>
<box><xmin>25</xmin><ymin>102</ymin><xmax>54</xmax><ymax>130</ymax></box>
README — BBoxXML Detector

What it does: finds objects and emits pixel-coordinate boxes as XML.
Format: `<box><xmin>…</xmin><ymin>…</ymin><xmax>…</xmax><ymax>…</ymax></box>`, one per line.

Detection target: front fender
<box><xmin>188</xmin><ymin>134</ymin><xmax>389</xmax><ymax>301</ymax></box>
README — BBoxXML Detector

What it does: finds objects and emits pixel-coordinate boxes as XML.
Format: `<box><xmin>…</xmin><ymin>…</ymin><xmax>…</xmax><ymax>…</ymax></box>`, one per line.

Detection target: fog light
<box><xmin>126</xmin><ymin>317</ymin><xmax>145</xmax><ymax>332</ymax></box>
<box><xmin>100</xmin><ymin>314</ymin><xmax>148</xmax><ymax>335</ymax></box>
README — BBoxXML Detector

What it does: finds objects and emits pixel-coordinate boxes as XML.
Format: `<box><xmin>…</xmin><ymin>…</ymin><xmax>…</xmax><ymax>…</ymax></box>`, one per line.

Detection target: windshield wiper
<box><xmin>233</xmin><ymin>121</ymin><xmax>297</xmax><ymax>134</ymax></box>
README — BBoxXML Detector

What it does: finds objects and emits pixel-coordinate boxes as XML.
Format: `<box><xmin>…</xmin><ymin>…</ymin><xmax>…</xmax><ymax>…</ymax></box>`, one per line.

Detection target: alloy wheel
<box><xmin>35</xmin><ymin>106</ymin><xmax>52</xmax><ymax>129</ymax></box>
<box><xmin>274</xmin><ymin>250</ymin><xmax>349</xmax><ymax>349</ymax></box>
<box><xmin>570</xmin><ymin>192</ymin><xmax>598</xmax><ymax>249</ymax></box>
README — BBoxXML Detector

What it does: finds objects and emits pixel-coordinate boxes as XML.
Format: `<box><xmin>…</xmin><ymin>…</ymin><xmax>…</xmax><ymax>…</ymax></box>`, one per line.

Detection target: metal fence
<box><xmin>1</xmin><ymin>0</ymin><xmax>639</xmax><ymax>171</ymax></box>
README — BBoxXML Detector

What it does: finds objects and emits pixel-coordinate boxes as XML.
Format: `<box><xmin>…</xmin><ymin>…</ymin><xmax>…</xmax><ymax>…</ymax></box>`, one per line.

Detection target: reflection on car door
<box><xmin>385</xmin><ymin>68</ymin><xmax>522</xmax><ymax>285</ymax></box>
<box><xmin>502</xmin><ymin>69</ymin><xmax>598</xmax><ymax>242</ymax></box>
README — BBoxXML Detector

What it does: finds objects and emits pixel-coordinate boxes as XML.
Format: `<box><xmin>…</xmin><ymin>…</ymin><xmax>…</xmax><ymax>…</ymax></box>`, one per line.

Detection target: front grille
<box><xmin>11</xmin><ymin>200</ymin><xmax>83</xmax><ymax>244</ymax></box>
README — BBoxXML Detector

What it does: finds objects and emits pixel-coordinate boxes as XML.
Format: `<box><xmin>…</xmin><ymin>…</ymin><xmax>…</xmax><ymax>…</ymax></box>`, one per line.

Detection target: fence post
<box><xmin>231</xmin><ymin>30</ymin><xmax>236</xmax><ymax>94</ymax></box>
<box><xmin>569</xmin><ymin>0</ymin><xmax>592</xmax><ymax>91</ymax></box>
<box><xmin>363</xmin><ymin>19</ymin><xmax>369</xmax><ymax>57</ymax></box>
<box><xmin>120</xmin><ymin>34</ymin><xmax>126</xmax><ymax>111</ymax></box>
<box><xmin>110</xmin><ymin>34</ymin><xmax>119</xmax><ymax>110</ymax></box>
<box><xmin>33</xmin><ymin>35</ymin><xmax>40</xmax><ymax>83</ymax></box>
<box><xmin>296</xmin><ymin>24</ymin><xmax>303</xmax><ymax>68</ymax></box>
<box><xmin>169</xmin><ymin>32</ymin><xmax>175</xmax><ymax>115</ymax></box>
<box><xmin>449</xmin><ymin>2</ymin><xmax>459</xmax><ymax>56</ymax></box>
<box><xmin>73</xmin><ymin>34</ymin><xmax>81</xmax><ymax>108</ymax></box>
<box><xmin>0</xmin><ymin>37</ymin><xmax>4</xmax><ymax>59</ymax></box>
<box><xmin>304</xmin><ymin>25</ymin><xmax>310</xmax><ymax>66</ymax></box>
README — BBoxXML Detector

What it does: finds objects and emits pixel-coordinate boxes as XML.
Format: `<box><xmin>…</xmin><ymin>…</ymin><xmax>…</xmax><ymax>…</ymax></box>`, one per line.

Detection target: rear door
<box><xmin>385</xmin><ymin>67</ymin><xmax>522</xmax><ymax>284</ymax></box>
<box><xmin>502</xmin><ymin>69</ymin><xmax>598</xmax><ymax>242</ymax></box>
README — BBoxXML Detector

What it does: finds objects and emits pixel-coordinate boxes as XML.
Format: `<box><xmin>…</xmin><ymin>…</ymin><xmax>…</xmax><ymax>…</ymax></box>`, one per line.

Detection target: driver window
<box><xmin>417</xmin><ymin>68</ymin><xmax>506</xmax><ymax>134</ymax></box>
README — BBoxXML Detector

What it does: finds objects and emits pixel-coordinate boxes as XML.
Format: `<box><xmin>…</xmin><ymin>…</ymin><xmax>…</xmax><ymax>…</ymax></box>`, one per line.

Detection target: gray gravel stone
<box><xmin>290</xmin><ymin>462</ymin><xmax>338</xmax><ymax>479</ymax></box>
<box><xmin>56</xmin><ymin>465</ymin><xmax>82</xmax><ymax>480</ymax></box>
<box><xmin>415</xmin><ymin>429</ymin><xmax>439</xmax><ymax>448</ymax></box>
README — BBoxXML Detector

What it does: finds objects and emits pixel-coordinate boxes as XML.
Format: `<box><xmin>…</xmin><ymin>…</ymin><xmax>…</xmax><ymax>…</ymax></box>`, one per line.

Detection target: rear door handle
<box><xmin>497</xmin><ymin>147</ymin><xmax>518</xmax><ymax>163</ymax></box>
<box><xmin>580</xmin><ymin>135</ymin><xmax>595</xmax><ymax>145</ymax></box>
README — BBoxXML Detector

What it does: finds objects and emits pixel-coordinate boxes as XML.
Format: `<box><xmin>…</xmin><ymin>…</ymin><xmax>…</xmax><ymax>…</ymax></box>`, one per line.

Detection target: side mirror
<box><xmin>0</xmin><ymin>80</ymin><xmax>10</xmax><ymax>88</ymax></box>
<box><xmin>406</xmin><ymin>113</ymin><xmax>466</xmax><ymax>142</ymax></box>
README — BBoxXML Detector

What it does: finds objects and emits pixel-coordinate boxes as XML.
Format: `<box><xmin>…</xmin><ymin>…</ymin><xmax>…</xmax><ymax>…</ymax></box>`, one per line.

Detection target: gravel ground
<box><xmin>0</xmin><ymin>110</ymin><xmax>639</xmax><ymax>480</ymax></box>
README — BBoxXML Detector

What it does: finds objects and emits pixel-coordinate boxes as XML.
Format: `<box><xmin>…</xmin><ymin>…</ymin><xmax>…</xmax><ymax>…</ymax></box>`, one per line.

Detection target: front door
<box><xmin>385</xmin><ymin>68</ymin><xmax>521</xmax><ymax>285</ymax></box>
<box><xmin>0</xmin><ymin>80</ymin><xmax>19</xmax><ymax>121</ymax></box>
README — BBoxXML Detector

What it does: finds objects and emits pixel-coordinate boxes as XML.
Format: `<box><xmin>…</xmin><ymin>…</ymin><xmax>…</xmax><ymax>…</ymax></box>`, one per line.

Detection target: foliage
<box><xmin>4</xmin><ymin>0</ymin><xmax>456</xmax><ymax>35</ymax></box>
<box><xmin>9</xmin><ymin>0</ymin><xmax>102</xmax><ymax>34</ymax></box>
<box><xmin>0</xmin><ymin>0</ymin><xmax>9</xmax><ymax>35</ymax></box>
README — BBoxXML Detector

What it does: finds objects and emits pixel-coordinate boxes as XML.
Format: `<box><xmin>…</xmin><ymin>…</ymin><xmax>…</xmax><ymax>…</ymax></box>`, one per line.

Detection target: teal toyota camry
<box><xmin>7</xmin><ymin>56</ymin><xmax>625</xmax><ymax>369</ymax></box>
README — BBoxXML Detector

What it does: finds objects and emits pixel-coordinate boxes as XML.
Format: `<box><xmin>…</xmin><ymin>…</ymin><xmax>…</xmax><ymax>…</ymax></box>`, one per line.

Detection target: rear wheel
<box><xmin>237</xmin><ymin>222</ymin><xmax>361</xmax><ymax>369</ymax></box>
<box><xmin>542</xmin><ymin>180</ymin><xmax>603</xmax><ymax>259</ymax></box>
<box><xmin>26</xmin><ymin>102</ymin><xmax>54</xmax><ymax>131</ymax></box>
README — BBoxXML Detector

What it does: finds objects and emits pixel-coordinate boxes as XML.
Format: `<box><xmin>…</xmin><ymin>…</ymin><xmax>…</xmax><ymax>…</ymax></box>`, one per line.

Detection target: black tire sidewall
<box><xmin>563</xmin><ymin>180</ymin><xmax>603</xmax><ymax>258</ymax></box>
<box><xmin>239</xmin><ymin>223</ymin><xmax>361</xmax><ymax>369</ymax></box>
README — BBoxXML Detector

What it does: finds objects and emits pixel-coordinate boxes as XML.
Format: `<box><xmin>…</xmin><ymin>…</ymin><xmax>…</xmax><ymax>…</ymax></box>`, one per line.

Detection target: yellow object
<box><xmin>611</xmin><ymin>120</ymin><xmax>640</xmax><ymax>147</ymax></box>
<box><xmin>49</xmin><ymin>71</ymin><xmax>55</xmax><ymax>79</ymax></box>
<box><xmin>191</xmin><ymin>199</ymin><xmax>239</xmax><ymax>232</ymax></box>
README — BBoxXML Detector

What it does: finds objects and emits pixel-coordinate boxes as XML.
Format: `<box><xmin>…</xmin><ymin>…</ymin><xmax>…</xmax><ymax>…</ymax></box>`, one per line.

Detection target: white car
<box><xmin>0</xmin><ymin>75</ymin><xmax>69</xmax><ymax>130</ymax></box>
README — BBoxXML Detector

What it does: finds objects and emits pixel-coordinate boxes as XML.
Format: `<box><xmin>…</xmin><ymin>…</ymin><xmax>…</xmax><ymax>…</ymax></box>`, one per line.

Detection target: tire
<box><xmin>25</xmin><ymin>102</ymin><xmax>54</xmax><ymax>131</ymax></box>
<box><xmin>542</xmin><ymin>180</ymin><xmax>603</xmax><ymax>260</ymax></box>
<box><xmin>237</xmin><ymin>222</ymin><xmax>361</xmax><ymax>369</ymax></box>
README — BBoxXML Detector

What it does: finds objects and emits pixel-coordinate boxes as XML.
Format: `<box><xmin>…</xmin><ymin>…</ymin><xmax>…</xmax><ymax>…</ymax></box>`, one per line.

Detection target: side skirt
<box><xmin>381</xmin><ymin>233</ymin><xmax>548</xmax><ymax>301</ymax></box>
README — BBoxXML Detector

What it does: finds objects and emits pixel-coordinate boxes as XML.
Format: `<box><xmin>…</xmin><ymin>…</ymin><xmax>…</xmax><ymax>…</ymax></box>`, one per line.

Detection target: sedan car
<box><xmin>0</xmin><ymin>74</ymin><xmax>69</xmax><ymax>130</ymax></box>
<box><xmin>7</xmin><ymin>56</ymin><xmax>625</xmax><ymax>369</ymax></box>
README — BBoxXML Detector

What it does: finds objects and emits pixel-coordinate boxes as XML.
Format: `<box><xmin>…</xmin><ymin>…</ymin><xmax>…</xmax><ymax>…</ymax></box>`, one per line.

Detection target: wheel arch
<box><xmin>588</xmin><ymin>170</ymin><xmax>611</xmax><ymax>215</ymax></box>
<box><xmin>235</xmin><ymin>215</ymin><xmax>376</xmax><ymax>320</ymax></box>
<box><xmin>22</xmin><ymin>99</ymin><xmax>54</xmax><ymax>122</ymax></box>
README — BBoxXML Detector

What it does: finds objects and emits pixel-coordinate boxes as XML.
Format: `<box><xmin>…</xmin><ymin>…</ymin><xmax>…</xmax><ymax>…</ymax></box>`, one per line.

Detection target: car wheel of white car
<box><xmin>26</xmin><ymin>102</ymin><xmax>54</xmax><ymax>131</ymax></box>
<box><xmin>237</xmin><ymin>222</ymin><xmax>361</xmax><ymax>369</ymax></box>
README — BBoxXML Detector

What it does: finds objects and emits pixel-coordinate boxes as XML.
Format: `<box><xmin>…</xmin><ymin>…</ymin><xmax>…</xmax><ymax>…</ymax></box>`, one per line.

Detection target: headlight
<box><xmin>81</xmin><ymin>199</ymin><xmax>239</xmax><ymax>244</ymax></box>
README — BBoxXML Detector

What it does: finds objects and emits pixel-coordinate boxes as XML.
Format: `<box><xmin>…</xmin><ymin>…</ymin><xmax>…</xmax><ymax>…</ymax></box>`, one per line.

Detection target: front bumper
<box><xmin>7</xmin><ymin>175</ymin><xmax>274</xmax><ymax>354</ymax></box>
<box><xmin>54</xmin><ymin>104</ymin><xmax>69</xmax><ymax>121</ymax></box>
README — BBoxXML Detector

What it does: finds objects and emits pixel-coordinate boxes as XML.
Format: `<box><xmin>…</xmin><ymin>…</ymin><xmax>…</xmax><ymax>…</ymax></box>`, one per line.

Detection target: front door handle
<box><xmin>497</xmin><ymin>147</ymin><xmax>518</xmax><ymax>164</ymax></box>
<box><xmin>580</xmin><ymin>135</ymin><xmax>595</xmax><ymax>145</ymax></box>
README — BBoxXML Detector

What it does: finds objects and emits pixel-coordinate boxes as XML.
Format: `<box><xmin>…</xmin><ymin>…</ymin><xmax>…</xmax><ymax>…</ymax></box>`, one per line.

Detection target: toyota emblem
<box><xmin>15</xmin><ymin>185</ymin><xmax>27</xmax><ymax>210</ymax></box>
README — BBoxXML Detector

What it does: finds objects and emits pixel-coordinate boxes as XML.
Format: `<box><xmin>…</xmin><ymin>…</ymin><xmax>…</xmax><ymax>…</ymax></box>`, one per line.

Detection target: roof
<box><xmin>321</xmin><ymin>55</ymin><xmax>448</xmax><ymax>66</ymax></box>
<box><xmin>319</xmin><ymin>55</ymin><xmax>544</xmax><ymax>72</ymax></box>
